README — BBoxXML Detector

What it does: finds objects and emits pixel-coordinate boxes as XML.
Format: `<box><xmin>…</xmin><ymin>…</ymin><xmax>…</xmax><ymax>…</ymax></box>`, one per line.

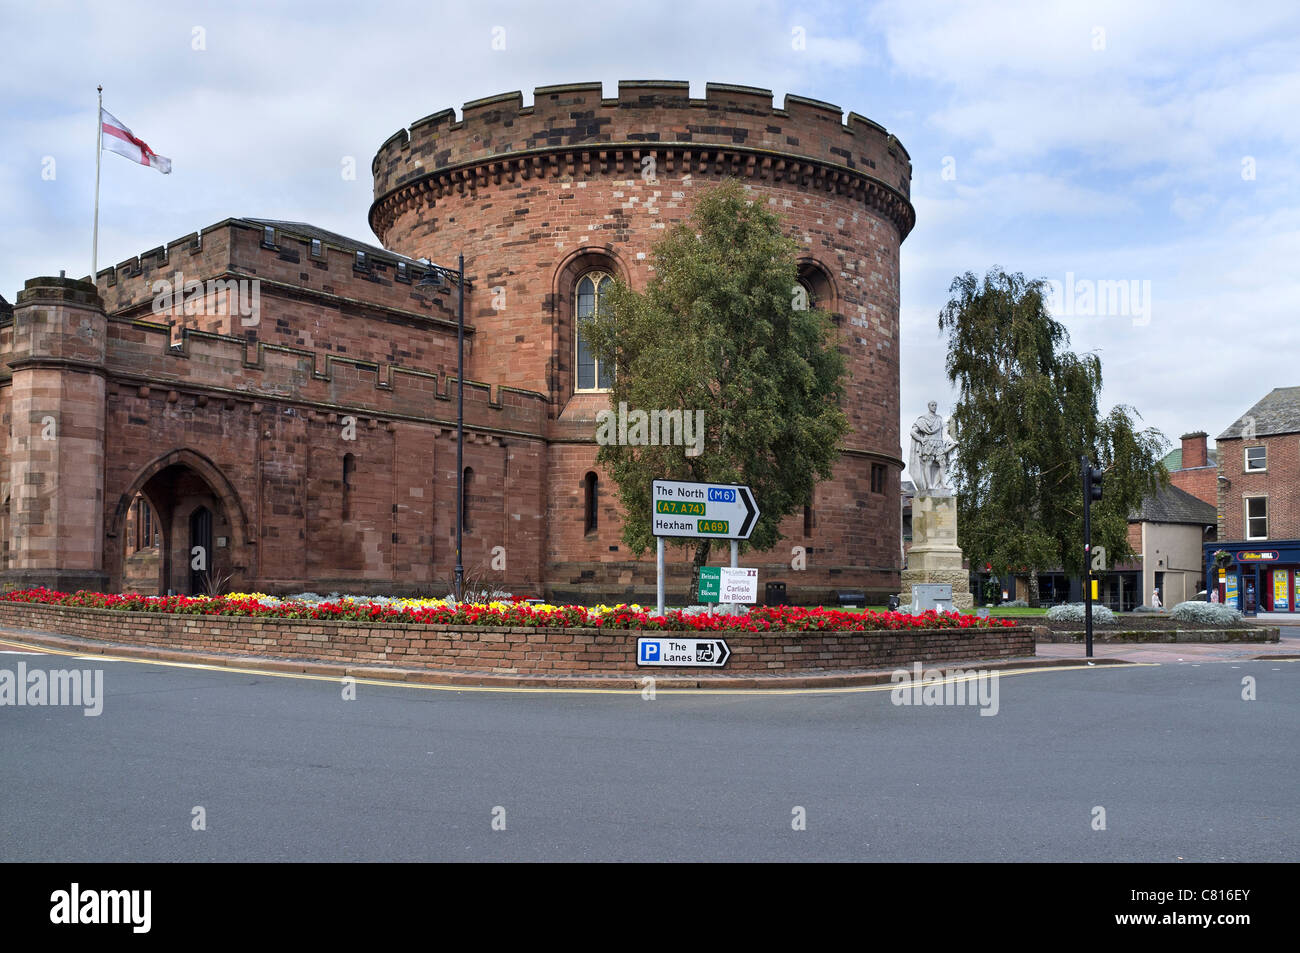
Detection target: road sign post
<box><xmin>656</xmin><ymin>537</ymin><xmax>665</xmax><ymax>617</ymax></box>
<box><xmin>651</xmin><ymin>480</ymin><xmax>759</xmax><ymax>615</ymax></box>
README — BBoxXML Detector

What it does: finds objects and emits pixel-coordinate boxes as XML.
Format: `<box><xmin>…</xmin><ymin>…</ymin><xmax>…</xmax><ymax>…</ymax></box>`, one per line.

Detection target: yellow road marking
<box><xmin>0</xmin><ymin>636</ymin><xmax>1159</xmax><ymax>696</ymax></box>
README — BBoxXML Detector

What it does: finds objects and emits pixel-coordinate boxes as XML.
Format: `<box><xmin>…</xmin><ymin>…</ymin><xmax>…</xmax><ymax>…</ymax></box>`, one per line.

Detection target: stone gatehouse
<box><xmin>0</xmin><ymin>81</ymin><xmax>914</xmax><ymax>604</ymax></box>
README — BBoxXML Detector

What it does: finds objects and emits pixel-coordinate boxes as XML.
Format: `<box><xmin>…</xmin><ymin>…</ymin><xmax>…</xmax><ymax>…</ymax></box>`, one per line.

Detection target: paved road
<box><xmin>1</xmin><ymin>646</ymin><xmax>1295</xmax><ymax>862</ymax></box>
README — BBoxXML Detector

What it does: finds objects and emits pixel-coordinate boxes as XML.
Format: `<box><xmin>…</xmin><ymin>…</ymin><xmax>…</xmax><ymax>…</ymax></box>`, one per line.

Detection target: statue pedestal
<box><xmin>901</xmin><ymin>493</ymin><xmax>974</xmax><ymax>610</ymax></box>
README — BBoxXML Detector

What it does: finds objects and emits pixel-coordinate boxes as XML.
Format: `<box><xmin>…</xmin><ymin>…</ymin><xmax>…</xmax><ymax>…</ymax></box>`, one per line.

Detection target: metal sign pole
<box><xmin>656</xmin><ymin>537</ymin><xmax>665</xmax><ymax>617</ymax></box>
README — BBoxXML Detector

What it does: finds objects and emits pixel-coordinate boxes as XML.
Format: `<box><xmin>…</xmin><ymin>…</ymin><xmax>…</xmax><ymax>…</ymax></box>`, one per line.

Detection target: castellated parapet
<box><xmin>370</xmin><ymin>81</ymin><xmax>914</xmax><ymax>243</ymax></box>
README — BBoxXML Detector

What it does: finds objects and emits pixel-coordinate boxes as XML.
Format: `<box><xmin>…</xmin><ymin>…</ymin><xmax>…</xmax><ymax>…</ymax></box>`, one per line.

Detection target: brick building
<box><xmin>0</xmin><ymin>81</ymin><xmax>914</xmax><ymax>603</ymax></box>
<box><xmin>1164</xmin><ymin>431</ymin><xmax>1217</xmax><ymax>505</ymax></box>
<box><xmin>1206</xmin><ymin>386</ymin><xmax>1300</xmax><ymax>615</ymax></box>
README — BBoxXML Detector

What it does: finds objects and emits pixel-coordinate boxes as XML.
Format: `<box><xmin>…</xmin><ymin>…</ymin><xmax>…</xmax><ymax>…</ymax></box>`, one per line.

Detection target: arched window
<box><xmin>462</xmin><ymin>467</ymin><xmax>473</xmax><ymax>534</ymax></box>
<box><xmin>795</xmin><ymin>261</ymin><xmax>835</xmax><ymax>318</ymax></box>
<box><xmin>575</xmin><ymin>272</ymin><xmax>614</xmax><ymax>392</ymax></box>
<box><xmin>583</xmin><ymin>471</ymin><xmax>598</xmax><ymax>535</ymax></box>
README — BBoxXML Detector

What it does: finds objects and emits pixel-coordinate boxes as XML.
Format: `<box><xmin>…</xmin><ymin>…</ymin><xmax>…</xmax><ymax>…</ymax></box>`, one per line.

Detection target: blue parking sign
<box><xmin>639</xmin><ymin>641</ymin><xmax>661</xmax><ymax>662</ymax></box>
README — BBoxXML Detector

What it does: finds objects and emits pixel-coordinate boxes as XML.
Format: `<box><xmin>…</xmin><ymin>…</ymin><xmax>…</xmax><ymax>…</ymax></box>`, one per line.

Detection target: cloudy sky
<box><xmin>2</xmin><ymin>0</ymin><xmax>1297</xmax><ymax>460</ymax></box>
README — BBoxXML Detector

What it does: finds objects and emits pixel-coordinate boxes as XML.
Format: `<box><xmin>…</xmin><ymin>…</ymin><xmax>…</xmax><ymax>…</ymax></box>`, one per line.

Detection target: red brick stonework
<box><xmin>1217</xmin><ymin>432</ymin><xmax>1300</xmax><ymax>540</ymax></box>
<box><xmin>0</xmin><ymin>603</ymin><xmax>1032</xmax><ymax>677</ymax></box>
<box><xmin>0</xmin><ymin>81</ymin><xmax>913</xmax><ymax>604</ymax></box>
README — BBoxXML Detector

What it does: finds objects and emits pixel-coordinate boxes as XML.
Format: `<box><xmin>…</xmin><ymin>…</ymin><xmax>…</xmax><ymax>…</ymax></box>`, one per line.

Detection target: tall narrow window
<box><xmin>1245</xmin><ymin>497</ymin><xmax>1268</xmax><ymax>540</ymax></box>
<box><xmin>803</xmin><ymin>504</ymin><xmax>813</xmax><ymax>536</ymax></box>
<box><xmin>584</xmin><ymin>472</ymin><xmax>599</xmax><ymax>535</ymax></box>
<box><xmin>871</xmin><ymin>463</ymin><xmax>887</xmax><ymax>494</ymax></box>
<box><xmin>575</xmin><ymin>272</ymin><xmax>614</xmax><ymax>391</ymax></box>
<box><xmin>342</xmin><ymin>453</ymin><xmax>356</xmax><ymax>520</ymax></box>
<box><xmin>462</xmin><ymin>467</ymin><xmax>473</xmax><ymax>534</ymax></box>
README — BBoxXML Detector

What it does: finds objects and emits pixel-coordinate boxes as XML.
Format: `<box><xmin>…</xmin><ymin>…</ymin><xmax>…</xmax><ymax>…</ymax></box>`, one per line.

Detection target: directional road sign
<box><xmin>651</xmin><ymin>480</ymin><xmax>759</xmax><ymax>540</ymax></box>
<box><xmin>636</xmin><ymin>637</ymin><xmax>732</xmax><ymax>668</ymax></box>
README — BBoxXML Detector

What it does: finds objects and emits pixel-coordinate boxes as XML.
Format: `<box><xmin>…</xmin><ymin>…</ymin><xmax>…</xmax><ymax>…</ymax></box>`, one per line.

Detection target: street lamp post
<box><xmin>418</xmin><ymin>254</ymin><xmax>466</xmax><ymax>601</ymax></box>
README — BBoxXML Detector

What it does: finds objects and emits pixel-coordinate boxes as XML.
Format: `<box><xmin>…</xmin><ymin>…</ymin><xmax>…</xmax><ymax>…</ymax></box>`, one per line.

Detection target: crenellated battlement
<box><xmin>81</xmin><ymin>217</ymin><xmax>466</xmax><ymax>332</ymax></box>
<box><xmin>370</xmin><ymin>81</ymin><xmax>913</xmax><ymax>242</ymax></box>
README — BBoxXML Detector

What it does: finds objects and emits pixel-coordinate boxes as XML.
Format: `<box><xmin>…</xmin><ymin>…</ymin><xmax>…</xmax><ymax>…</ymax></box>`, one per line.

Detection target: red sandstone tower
<box><xmin>371</xmin><ymin>81</ymin><xmax>915</xmax><ymax>603</ymax></box>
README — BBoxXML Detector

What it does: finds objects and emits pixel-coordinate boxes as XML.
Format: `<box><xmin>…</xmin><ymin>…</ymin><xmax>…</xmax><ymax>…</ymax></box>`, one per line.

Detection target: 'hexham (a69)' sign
<box><xmin>651</xmin><ymin>480</ymin><xmax>759</xmax><ymax>540</ymax></box>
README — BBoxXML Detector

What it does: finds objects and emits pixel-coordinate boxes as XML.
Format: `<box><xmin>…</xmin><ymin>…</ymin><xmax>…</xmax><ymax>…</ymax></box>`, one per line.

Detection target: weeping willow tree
<box><xmin>939</xmin><ymin>268</ymin><xmax>1168</xmax><ymax>605</ymax></box>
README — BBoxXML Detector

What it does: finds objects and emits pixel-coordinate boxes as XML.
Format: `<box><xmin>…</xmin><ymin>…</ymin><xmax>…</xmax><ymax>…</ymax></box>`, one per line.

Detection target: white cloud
<box><xmin>3</xmin><ymin>0</ymin><xmax>1297</xmax><ymax>463</ymax></box>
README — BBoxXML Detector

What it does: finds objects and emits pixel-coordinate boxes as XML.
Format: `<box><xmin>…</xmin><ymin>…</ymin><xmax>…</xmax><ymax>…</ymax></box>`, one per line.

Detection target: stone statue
<box><xmin>910</xmin><ymin>400</ymin><xmax>956</xmax><ymax>496</ymax></box>
<box><xmin>902</xmin><ymin>400</ymin><xmax>972</xmax><ymax>609</ymax></box>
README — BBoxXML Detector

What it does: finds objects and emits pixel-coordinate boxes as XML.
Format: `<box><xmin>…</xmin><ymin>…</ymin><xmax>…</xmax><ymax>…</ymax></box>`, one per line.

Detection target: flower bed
<box><xmin>0</xmin><ymin>588</ymin><xmax>1015</xmax><ymax>633</ymax></box>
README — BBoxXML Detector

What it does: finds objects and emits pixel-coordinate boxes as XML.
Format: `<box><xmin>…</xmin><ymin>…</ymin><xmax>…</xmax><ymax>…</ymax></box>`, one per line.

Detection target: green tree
<box><xmin>938</xmin><ymin>268</ymin><xmax>1167</xmax><ymax>605</ymax></box>
<box><xmin>583</xmin><ymin>180</ymin><xmax>849</xmax><ymax>600</ymax></box>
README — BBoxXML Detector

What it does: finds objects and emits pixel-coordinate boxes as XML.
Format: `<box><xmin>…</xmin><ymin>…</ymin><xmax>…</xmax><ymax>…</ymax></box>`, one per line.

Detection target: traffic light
<box><xmin>1086</xmin><ymin>464</ymin><xmax>1104</xmax><ymax>502</ymax></box>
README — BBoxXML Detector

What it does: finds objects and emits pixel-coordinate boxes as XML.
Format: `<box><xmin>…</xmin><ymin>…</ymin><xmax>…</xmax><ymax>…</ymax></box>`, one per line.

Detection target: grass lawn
<box><xmin>814</xmin><ymin>604</ymin><xmax>1050</xmax><ymax>617</ymax></box>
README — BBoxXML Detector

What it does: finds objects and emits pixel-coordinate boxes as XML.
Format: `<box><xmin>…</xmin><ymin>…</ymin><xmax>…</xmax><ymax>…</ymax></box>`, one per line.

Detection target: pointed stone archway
<box><xmin>108</xmin><ymin>449</ymin><xmax>252</xmax><ymax>595</ymax></box>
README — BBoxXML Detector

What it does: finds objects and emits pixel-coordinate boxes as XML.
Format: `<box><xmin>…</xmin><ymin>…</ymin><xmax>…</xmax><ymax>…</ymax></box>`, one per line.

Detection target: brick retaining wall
<box><xmin>0</xmin><ymin>603</ymin><xmax>1033</xmax><ymax>675</ymax></box>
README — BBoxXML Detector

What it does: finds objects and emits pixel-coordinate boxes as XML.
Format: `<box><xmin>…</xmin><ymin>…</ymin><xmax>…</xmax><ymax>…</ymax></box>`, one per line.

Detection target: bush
<box><xmin>1169</xmin><ymin>601</ymin><xmax>1243</xmax><ymax>625</ymax></box>
<box><xmin>1046</xmin><ymin>602</ymin><xmax>1116</xmax><ymax>624</ymax></box>
<box><xmin>1002</xmin><ymin>599</ymin><xmax>1029</xmax><ymax>608</ymax></box>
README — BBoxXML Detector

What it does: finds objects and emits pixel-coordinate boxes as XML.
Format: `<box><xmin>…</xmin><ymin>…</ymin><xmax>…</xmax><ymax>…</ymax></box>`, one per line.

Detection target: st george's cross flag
<box><xmin>100</xmin><ymin>108</ymin><xmax>171</xmax><ymax>173</ymax></box>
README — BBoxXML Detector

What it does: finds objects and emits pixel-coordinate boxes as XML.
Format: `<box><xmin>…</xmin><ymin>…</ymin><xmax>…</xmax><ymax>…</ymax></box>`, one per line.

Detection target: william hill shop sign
<box><xmin>1207</xmin><ymin>543</ymin><xmax>1300</xmax><ymax>615</ymax></box>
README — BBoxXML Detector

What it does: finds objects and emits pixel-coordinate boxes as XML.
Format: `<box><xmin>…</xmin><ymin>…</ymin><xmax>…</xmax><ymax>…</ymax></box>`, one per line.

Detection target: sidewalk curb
<box><xmin>0</xmin><ymin>625</ymin><xmax>1132</xmax><ymax>690</ymax></box>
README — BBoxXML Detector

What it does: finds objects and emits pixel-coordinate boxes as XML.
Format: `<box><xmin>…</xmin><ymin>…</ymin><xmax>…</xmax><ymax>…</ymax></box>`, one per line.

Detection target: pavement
<box><xmin>0</xmin><ymin>621</ymin><xmax>1296</xmax><ymax>689</ymax></box>
<box><xmin>1</xmin><ymin>641</ymin><xmax>1295</xmax><ymax>862</ymax></box>
<box><xmin>1035</xmin><ymin>626</ymin><xmax>1300</xmax><ymax>664</ymax></box>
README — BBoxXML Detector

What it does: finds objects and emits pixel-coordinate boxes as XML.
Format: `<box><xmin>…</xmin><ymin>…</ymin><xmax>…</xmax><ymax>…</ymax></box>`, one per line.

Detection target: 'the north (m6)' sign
<box><xmin>651</xmin><ymin>480</ymin><xmax>759</xmax><ymax>540</ymax></box>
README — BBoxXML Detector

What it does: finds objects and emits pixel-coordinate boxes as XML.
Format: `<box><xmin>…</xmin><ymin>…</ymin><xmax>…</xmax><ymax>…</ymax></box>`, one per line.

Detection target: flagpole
<box><xmin>92</xmin><ymin>84</ymin><xmax>102</xmax><ymax>281</ymax></box>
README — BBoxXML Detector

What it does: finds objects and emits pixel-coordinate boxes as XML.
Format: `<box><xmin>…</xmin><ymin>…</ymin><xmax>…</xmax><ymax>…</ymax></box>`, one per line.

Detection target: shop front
<box><xmin>1204</xmin><ymin>542</ymin><xmax>1300</xmax><ymax>616</ymax></box>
